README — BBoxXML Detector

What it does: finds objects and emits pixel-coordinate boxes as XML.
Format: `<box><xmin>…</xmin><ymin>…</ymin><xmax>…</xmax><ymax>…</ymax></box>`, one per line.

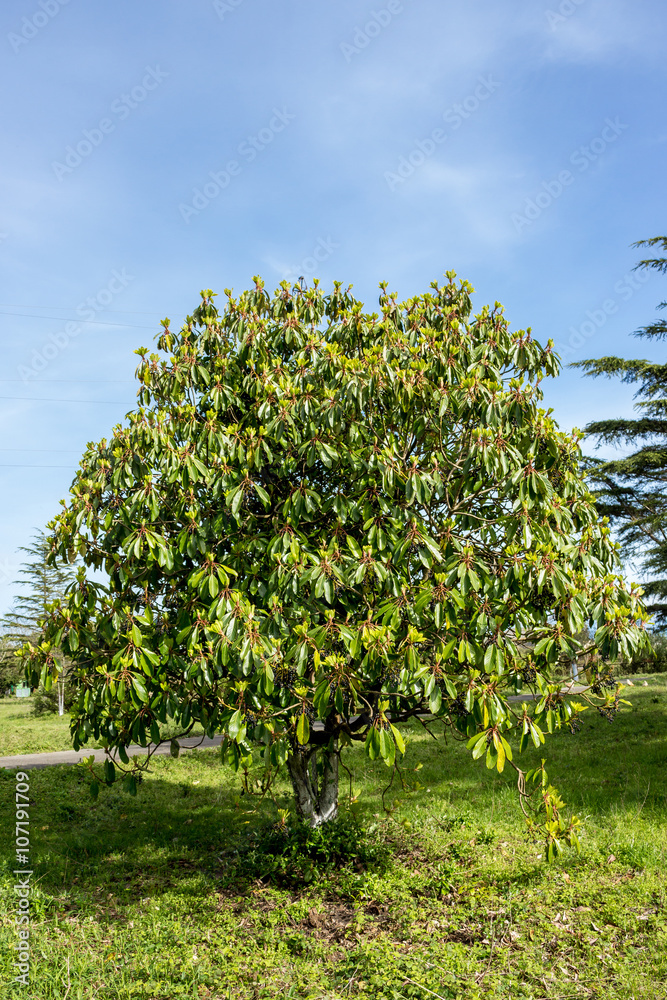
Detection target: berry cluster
<box><xmin>530</xmin><ymin>586</ymin><xmax>557</xmax><ymax>613</ymax></box>
<box><xmin>598</xmin><ymin>699</ymin><xmax>619</xmax><ymax>723</ymax></box>
<box><xmin>381</xmin><ymin>666</ymin><xmax>402</xmax><ymax>689</ymax></box>
<box><xmin>274</xmin><ymin>665</ymin><xmax>297</xmax><ymax>692</ymax></box>
<box><xmin>450</xmin><ymin>695</ymin><xmax>468</xmax><ymax>718</ymax></box>
<box><xmin>243</xmin><ymin>711</ymin><xmax>258</xmax><ymax>729</ymax></box>
<box><xmin>591</xmin><ymin>668</ymin><xmax>616</xmax><ymax>696</ymax></box>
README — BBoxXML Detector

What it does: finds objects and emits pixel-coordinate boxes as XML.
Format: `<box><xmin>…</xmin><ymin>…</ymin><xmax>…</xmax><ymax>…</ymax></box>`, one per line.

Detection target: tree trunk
<box><xmin>57</xmin><ymin>676</ymin><xmax>65</xmax><ymax>716</ymax></box>
<box><xmin>287</xmin><ymin>743</ymin><xmax>339</xmax><ymax>827</ymax></box>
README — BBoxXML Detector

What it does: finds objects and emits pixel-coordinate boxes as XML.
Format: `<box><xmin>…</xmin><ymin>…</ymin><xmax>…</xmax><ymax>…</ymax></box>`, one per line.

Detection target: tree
<box><xmin>1</xmin><ymin>530</ymin><xmax>76</xmax><ymax>710</ymax></box>
<box><xmin>24</xmin><ymin>275</ymin><xmax>648</xmax><ymax>854</ymax></box>
<box><xmin>0</xmin><ymin>636</ymin><xmax>23</xmax><ymax>696</ymax></box>
<box><xmin>573</xmin><ymin>237</ymin><xmax>667</xmax><ymax>629</ymax></box>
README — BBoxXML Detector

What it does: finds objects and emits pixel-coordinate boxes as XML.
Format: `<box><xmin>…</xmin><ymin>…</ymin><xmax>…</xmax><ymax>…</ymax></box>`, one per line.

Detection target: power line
<box><xmin>0</xmin><ymin>379</ymin><xmax>135</xmax><ymax>383</ymax></box>
<box><xmin>0</xmin><ymin>304</ymin><xmax>163</xmax><ymax>315</ymax></box>
<box><xmin>0</xmin><ymin>396</ymin><xmax>132</xmax><ymax>404</ymax></box>
<box><xmin>0</xmin><ymin>312</ymin><xmax>156</xmax><ymax>330</ymax></box>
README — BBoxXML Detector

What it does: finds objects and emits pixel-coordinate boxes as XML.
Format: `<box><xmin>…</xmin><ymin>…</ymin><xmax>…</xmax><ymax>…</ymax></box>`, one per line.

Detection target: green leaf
<box><xmin>346</xmin><ymin>537</ymin><xmax>362</xmax><ymax>558</ymax></box>
<box><xmin>365</xmin><ymin>727</ymin><xmax>381</xmax><ymax>761</ymax></box>
<box><xmin>428</xmin><ymin>687</ymin><xmax>442</xmax><ymax>714</ymax></box>
<box><xmin>296</xmin><ymin>713</ymin><xmax>310</xmax><ymax>746</ymax></box>
<box><xmin>500</xmin><ymin>736</ymin><xmax>513</xmax><ymax>762</ymax></box>
<box><xmin>389</xmin><ymin>723</ymin><xmax>406</xmax><ymax>755</ymax></box>
<box><xmin>132</xmin><ymin>675</ymin><xmax>148</xmax><ymax>702</ymax></box>
<box><xmin>254</xmin><ymin>483</ymin><xmax>270</xmax><ymax>506</ymax></box>
<box><xmin>493</xmin><ymin>734</ymin><xmax>506</xmax><ymax>772</ymax></box>
<box><xmin>380</xmin><ymin>728</ymin><xmax>395</xmax><ymax>766</ymax></box>
<box><xmin>228</xmin><ymin>709</ymin><xmax>244</xmax><ymax>741</ymax></box>
<box><xmin>123</xmin><ymin>774</ymin><xmax>138</xmax><ymax>796</ymax></box>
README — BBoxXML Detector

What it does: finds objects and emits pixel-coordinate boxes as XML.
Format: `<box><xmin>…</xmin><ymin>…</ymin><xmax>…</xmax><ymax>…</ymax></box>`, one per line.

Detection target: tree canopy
<box><xmin>24</xmin><ymin>274</ymin><xmax>649</xmax><ymax>853</ymax></box>
<box><xmin>573</xmin><ymin>237</ymin><xmax>667</xmax><ymax>629</ymax></box>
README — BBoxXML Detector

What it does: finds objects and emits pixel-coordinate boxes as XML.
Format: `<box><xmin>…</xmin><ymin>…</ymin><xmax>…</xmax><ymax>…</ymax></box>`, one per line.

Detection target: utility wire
<box><xmin>0</xmin><ymin>396</ymin><xmax>132</xmax><ymax>404</ymax></box>
<box><xmin>0</xmin><ymin>304</ymin><xmax>162</xmax><ymax>315</ymax></box>
<box><xmin>0</xmin><ymin>312</ymin><xmax>156</xmax><ymax>330</ymax></box>
<box><xmin>0</xmin><ymin>379</ymin><xmax>135</xmax><ymax>383</ymax></box>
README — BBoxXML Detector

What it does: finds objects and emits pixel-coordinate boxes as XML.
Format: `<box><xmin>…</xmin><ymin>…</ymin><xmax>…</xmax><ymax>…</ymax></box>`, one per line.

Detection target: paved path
<box><xmin>0</xmin><ymin>687</ymin><xmax>591</xmax><ymax>770</ymax></box>
<box><xmin>0</xmin><ymin>734</ymin><xmax>225</xmax><ymax>770</ymax></box>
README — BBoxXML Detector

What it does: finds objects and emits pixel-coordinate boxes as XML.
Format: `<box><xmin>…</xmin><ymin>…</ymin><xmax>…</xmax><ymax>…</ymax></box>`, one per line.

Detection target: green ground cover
<box><xmin>0</xmin><ymin>700</ymin><xmax>78</xmax><ymax>756</ymax></box>
<box><xmin>0</xmin><ymin>701</ymin><xmax>205</xmax><ymax>758</ymax></box>
<box><xmin>1</xmin><ymin>676</ymin><xmax>666</xmax><ymax>999</ymax></box>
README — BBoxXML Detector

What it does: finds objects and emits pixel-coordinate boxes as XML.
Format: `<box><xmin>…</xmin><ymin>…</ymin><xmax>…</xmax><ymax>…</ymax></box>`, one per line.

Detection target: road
<box><xmin>0</xmin><ymin>686</ymin><xmax>594</xmax><ymax>770</ymax></box>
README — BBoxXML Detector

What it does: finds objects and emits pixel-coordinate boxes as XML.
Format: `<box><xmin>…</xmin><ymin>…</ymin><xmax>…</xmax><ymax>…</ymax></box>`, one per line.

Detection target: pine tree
<box><xmin>1</xmin><ymin>530</ymin><xmax>77</xmax><ymax>710</ymax></box>
<box><xmin>572</xmin><ymin>236</ymin><xmax>667</xmax><ymax>628</ymax></box>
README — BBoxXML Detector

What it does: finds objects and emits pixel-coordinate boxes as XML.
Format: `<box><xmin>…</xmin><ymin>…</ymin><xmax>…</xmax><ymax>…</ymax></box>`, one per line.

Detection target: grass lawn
<box><xmin>0</xmin><ymin>700</ymin><xmax>205</xmax><ymax>758</ymax></box>
<box><xmin>1</xmin><ymin>676</ymin><xmax>666</xmax><ymax>999</ymax></box>
<box><xmin>0</xmin><ymin>699</ymin><xmax>78</xmax><ymax>756</ymax></box>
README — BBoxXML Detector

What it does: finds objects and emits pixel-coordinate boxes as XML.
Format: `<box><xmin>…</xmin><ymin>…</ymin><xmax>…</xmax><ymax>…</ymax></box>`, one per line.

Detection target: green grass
<box><xmin>0</xmin><ymin>699</ymin><xmax>78</xmax><ymax>756</ymax></box>
<box><xmin>1</xmin><ymin>677</ymin><xmax>667</xmax><ymax>999</ymax></box>
<box><xmin>0</xmin><ymin>700</ymin><xmax>205</xmax><ymax>758</ymax></box>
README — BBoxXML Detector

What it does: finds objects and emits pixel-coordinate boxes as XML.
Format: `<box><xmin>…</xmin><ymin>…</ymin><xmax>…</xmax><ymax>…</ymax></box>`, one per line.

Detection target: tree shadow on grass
<box><xmin>1</xmin><ymin>694</ymin><xmax>665</xmax><ymax>923</ymax></box>
<box><xmin>0</xmin><ymin>751</ymin><xmax>399</xmax><ymax>924</ymax></box>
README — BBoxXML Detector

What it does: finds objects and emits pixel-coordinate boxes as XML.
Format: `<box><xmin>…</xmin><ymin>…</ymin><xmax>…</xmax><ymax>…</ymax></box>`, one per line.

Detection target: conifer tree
<box><xmin>1</xmin><ymin>531</ymin><xmax>76</xmax><ymax>710</ymax></box>
<box><xmin>573</xmin><ymin>237</ymin><xmax>667</xmax><ymax>628</ymax></box>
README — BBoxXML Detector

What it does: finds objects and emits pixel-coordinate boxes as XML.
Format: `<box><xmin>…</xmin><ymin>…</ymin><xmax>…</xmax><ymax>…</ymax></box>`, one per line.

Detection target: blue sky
<box><xmin>0</xmin><ymin>0</ymin><xmax>665</xmax><ymax>609</ymax></box>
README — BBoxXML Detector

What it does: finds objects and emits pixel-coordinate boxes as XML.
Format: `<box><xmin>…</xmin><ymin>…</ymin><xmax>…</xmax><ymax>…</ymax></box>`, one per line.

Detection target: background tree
<box><xmin>24</xmin><ymin>276</ymin><xmax>648</xmax><ymax>855</ymax></box>
<box><xmin>0</xmin><ymin>636</ymin><xmax>23</xmax><ymax>696</ymax></box>
<box><xmin>573</xmin><ymin>237</ymin><xmax>667</xmax><ymax>629</ymax></box>
<box><xmin>1</xmin><ymin>530</ymin><xmax>77</xmax><ymax>711</ymax></box>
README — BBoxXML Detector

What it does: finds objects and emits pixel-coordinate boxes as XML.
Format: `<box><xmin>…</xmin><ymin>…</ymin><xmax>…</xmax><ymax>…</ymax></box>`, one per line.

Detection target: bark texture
<box><xmin>287</xmin><ymin>744</ymin><xmax>339</xmax><ymax>827</ymax></box>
